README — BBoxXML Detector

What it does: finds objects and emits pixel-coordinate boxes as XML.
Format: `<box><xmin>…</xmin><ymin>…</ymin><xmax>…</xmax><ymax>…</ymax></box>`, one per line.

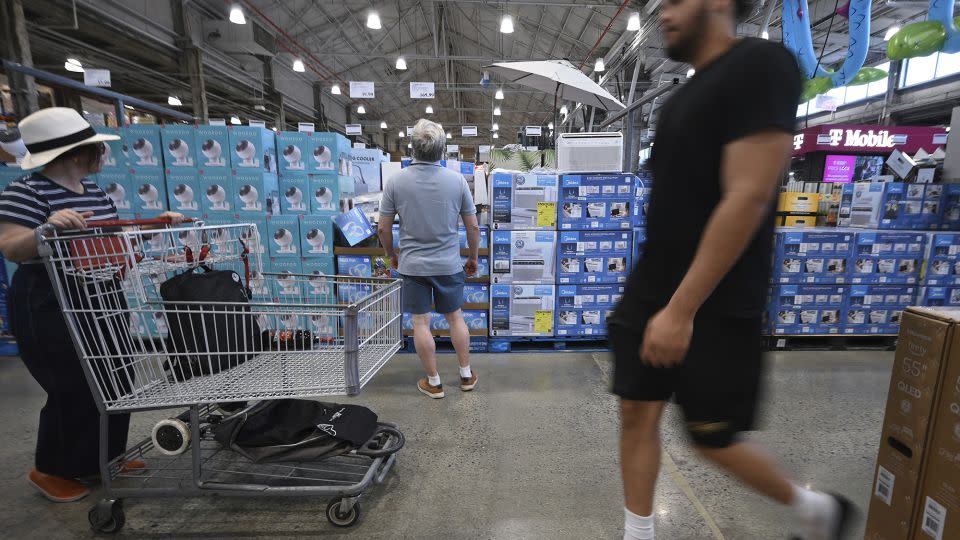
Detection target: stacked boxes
<box><xmin>125</xmin><ymin>125</ymin><xmax>163</xmax><ymax>169</ymax></box>
<box><xmin>849</xmin><ymin>231</ymin><xmax>924</xmax><ymax>285</ymax></box>
<box><xmin>199</xmin><ymin>169</ymin><xmax>233</xmax><ymax>214</ymax></box>
<box><xmin>941</xmin><ymin>184</ymin><xmax>960</xmax><ymax>230</ymax></box>
<box><xmin>843</xmin><ymin>285</ymin><xmax>915</xmax><ymax>334</ymax></box>
<box><xmin>555</xmin><ymin>284</ymin><xmax>624</xmax><ymax>337</ymax></box>
<box><xmin>125</xmin><ymin>125</ymin><xmax>165</xmax><ymax>218</ymax></box>
<box><xmin>98</xmin><ymin>171</ymin><xmax>135</xmax><ymax>213</ymax></box>
<box><xmin>632</xmin><ymin>176</ymin><xmax>651</xmax><ymax>228</ymax></box>
<box><xmin>490</xmin><ymin>171</ymin><xmax>559</xmax><ymax>230</ymax></box>
<box><xmin>558</xmin><ymin>173</ymin><xmax>633</xmax><ymax>230</ymax></box>
<box><xmin>164</xmin><ymin>169</ymin><xmax>202</xmax><ymax>218</ymax></box>
<box><xmin>160</xmin><ymin>124</ymin><xmax>198</xmax><ymax>168</ymax></box>
<box><xmin>196</xmin><ymin>125</ymin><xmax>230</xmax><ymax>169</ymax></box>
<box><xmin>772</xmin><ymin>229</ymin><xmax>853</xmax><ymax>284</ymax></box>
<box><xmin>489</xmin><ymin>284</ymin><xmax>557</xmax><ymax>337</ymax></box>
<box><xmin>228</xmin><ymin>126</ymin><xmax>277</xmax><ymax>173</ymax></box>
<box><xmin>130</xmin><ymin>168</ymin><xmax>167</xmax><ymax>217</ymax></box>
<box><xmin>926</xmin><ymin>233</ymin><xmax>960</xmax><ymax>286</ymax></box>
<box><xmin>556</xmin><ymin>230</ymin><xmax>631</xmax><ymax>285</ymax></box>
<box><xmin>234</xmin><ymin>171</ymin><xmax>280</xmax><ymax>216</ymax></box>
<box><xmin>848</xmin><ymin>182</ymin><xmax>945</xmax><ymax>230</ymax></box>
<box><xmin>491</xmin><ymin>230</ymin><xmax>557</xmax><ymax>285</ymax></box>
<box><xmin>768</xmin><ymin>285</ymin><xmax>845</xmax><ymax>334</ymax></box>
<box><xmin>903</xmin><ymin>183</ymin><xmax>944</xmax><ymax>230</ymax></box>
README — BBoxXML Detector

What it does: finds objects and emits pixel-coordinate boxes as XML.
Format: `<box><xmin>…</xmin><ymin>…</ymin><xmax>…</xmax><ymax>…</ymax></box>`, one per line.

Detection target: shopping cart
<box><xmin>35</xmin><ymin>217</ymin><xmax>404</xmax><ymax>532</ymax></box>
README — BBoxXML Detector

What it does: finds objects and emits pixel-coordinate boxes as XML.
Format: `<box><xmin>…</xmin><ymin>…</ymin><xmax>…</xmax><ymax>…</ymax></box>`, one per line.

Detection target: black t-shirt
<box><xmin>616</xmin><ymin>38</ymin><xmax>801</xmax><ymax>325</ymax></box>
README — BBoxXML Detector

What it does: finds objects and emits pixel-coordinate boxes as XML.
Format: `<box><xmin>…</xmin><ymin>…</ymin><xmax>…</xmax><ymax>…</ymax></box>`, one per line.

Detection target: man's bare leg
<box><xmin>620</xmin><ymin>400</ymin><xmax>666</xmax><ymax>540</ymax></box>
<box><xmin>443</xmin><ymin>309</ymin><xmax>471</xmax><ymax>370</ymax></box>
<box><xmin>412</xmin><ymin>313</ymin><xmax>438</xmax><ymax>377</ymax></box>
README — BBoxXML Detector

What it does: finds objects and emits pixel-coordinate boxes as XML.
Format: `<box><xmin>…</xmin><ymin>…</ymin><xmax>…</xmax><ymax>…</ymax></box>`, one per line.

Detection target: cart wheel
<box><xmin>326</xmin><ymin>499</ymin><xmax>361</xmax><ymax>527</ymax></box>
<box><xmin>152</xmin><ymin>418</ymin><xmax>190</xmax><ymax>456</ymax></box>
<box><xmin>88</xmin><ymin>499</ymin><xmax>125</xmax><ymax>534</ymax></box>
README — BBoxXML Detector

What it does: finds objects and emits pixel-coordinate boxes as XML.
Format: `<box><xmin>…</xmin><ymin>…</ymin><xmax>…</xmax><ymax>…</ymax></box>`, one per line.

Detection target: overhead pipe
<box><xmin>578</xmin><ymin>0</ymin><xmax>632</xmax><ymax>70</ymax></box>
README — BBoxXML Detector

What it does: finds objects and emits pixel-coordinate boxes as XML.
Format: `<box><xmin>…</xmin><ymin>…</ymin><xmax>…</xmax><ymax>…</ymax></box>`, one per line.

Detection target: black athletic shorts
<box><xmin>610</xmin><ymin>307</ymin><xmax>765</xmax><ymax>447</ymax></box>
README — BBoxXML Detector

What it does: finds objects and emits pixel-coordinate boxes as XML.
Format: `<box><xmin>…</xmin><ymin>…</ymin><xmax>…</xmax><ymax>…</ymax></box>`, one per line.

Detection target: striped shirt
<box><xmin>0</xmin><ymin>172</ymin><xmax>118</xmax><ymax>230</ymax></box>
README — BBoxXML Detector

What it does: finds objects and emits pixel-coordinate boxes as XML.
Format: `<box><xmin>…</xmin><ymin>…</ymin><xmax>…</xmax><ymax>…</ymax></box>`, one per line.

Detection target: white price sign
<box><xmin>208</xmin><ymin>118</ymin><xmax>226</xmax><ymax>126</ymax></box>
<box><xmin>479</xmin><ymin>145</ymin><xmax>492</xmax><ymax>153</ymax></box>
<box><xmin>84</xmin><ymin>69</ymin><xmax>111</xmax><ymax>87</ymax></box>
<box><xmin>525</xmin><ymin>126</ymin><xmax>543</xmax><ymax>137</ymax></box>
<box><xmin>406</xmin><ymin>126</ymin><xmax>414</xmax><ymax>137</ymax></box>
<box><xmin>462</xmin><ymin>126</ymin><xmax>478</xmax><ymax>137</ymax></box>
<box><xmin>345</xmin><ymin>124</ymin><xmax>362</xmax><ymax>135</ymax></box>
<box><xmin>349</xmin><ymin>81</ymin><xmax>375</xmax><ymax>99</ymax></box>
<box><xmin>410</xmin><ymin>82</ymin><xmax>435</xmax><ymax>99</ymax></box>
<box><xmin>248</xmin><ymin>120</ymin><xmax>266</xmax><ymax>128</ymax></box>
<box><xmin>446</xmin><ymin>144</ymin><xmax>459</xmax><ymax>153</ymax></box>
<box><xmin>298</xmin><ymin>122</ymin><xmax>315</xmax><ymax>133</ymax></box>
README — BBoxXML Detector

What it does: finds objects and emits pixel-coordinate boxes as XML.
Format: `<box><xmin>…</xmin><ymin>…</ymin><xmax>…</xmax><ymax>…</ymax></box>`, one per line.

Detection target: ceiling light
<box><xmin>492</xmin><ymin>123</ymin><xmax>499</xmax><ymax>131</ymax></box>
<box><xmin>357</xmin><ymin>105</ymin><xmax>365</xmax><ymax>114</ymax></box>
<box><xmin>594</xmin><ymin>58</ymin><xmax>605</xmax><ymax>72</ymax></box>
<box><xmin>686</xmin><ymin>68</ymin><xmax>695</xmax><ymax>77</ymax></box>
<box><xmin>407</xmin><ymin>143</ymin><xmax>412</xmax><ymax>148</ymax></box>
<box><xmin>495</xmin><ymin>88</ymin><xmax>504</xmax><ymax>100</ymax></box>
<box><xmin>64</xmin><ymin>58</ymin><xmax>84</xmax><ymax>73</ymax></box>
<box><xmin>230</xmin><ymin>116</ymin><xmax>241</xmax><ymax>125</ymax></box>
<box><xmin>627</xmin><ymin>12</ymin><xmax>641</xmax><ymax>31</ymax></box>
<box><xmin>229</xmin><ymin>5</ymin><xmax>246</xmax><ymax>25</ymax></box>
<box><xmin>271</xmin><ymin>127</ymin><xmax>278</xmax><ymax>132</ymax></box>
<box><xmin>167</xmin><ymin>96</ymin><xmax>182</xmax><ymax>106</ymax></box>
<box><xmin>885</xmin><ymin>25</ymin><xmax>900</xmax><ymax>41</ymax></box>
<box><xmin>493</xmin><ymin>133</ymin><xmax>499</xmax><ymax>139</ymax></box>
<box><xmin>367</xmin><ymin>11</ymin><xmax>382</xmax><ymax>30</ymax></box>
<box><xmin>500</xmin><ymin>14</ymin><xmax>514</xmax><ymax>34</ymax></box>
<box><xmin>331</xmin><ymin>84</ymin><xmax>341</xmax><ymax>95</ymax></box>
<box><xmin>493</xmin><ymin>106</ymin><xmax>501</xmax><ymax>116</ymax></box>
<box><xmin>396</xmin><ymin>57</ymin><xmax>407</xmax><ymax>70</ymax></box>
<box><xmin>380</xmin><ymin>121</ymin><xmax>388</xmax><ymax>129</ymax></box>
<box><xmin>560</xmin><ymin>105</ymin><xmax>567</xmax><ymax>115</ymax></box>
<box><xmin>548</xmin><ymin>122</ymin><xmax>554</xmax><ymax>129</ymax></box>
<box><xmin>293</xmin><ymin>59</ymin><xmax>305</xmax><ymax>72</ymax></box>
<box><xmin>398</xmin><ymin>131</ymin><xmax>405</xmax><ymax>138</ymax></box>
<box><xmin>425</xmin><ymin>105</ymin><xmax>433</xmax><ymax>114</ymax></box>
<box><xmin>761</xmin><ymin>30</ymin><xmax>770</xmax><ymax>40</ymax></box>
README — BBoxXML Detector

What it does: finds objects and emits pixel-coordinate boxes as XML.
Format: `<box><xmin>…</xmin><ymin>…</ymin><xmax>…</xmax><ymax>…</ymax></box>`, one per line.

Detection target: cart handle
<box><xmin>357</xmin><ymin>424</ymin><xmax>405</xmax><ymax>458</ymax></box>
<box><xmin>87</xmin><ymin>216</ymin><xmax>196</xmax><ymax>228</ymax></box>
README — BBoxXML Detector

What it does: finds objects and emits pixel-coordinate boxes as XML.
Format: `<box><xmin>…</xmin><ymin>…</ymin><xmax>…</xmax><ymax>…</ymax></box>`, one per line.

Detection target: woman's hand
<box><xmin>47</xmin><ymin>210</ymin><xmax>94</xmax><ymax>230</ymax></box>
<box><xmin>159</xmin><ymin>211</ymin><xmax>187</xmax><ymax>224</ymax></box>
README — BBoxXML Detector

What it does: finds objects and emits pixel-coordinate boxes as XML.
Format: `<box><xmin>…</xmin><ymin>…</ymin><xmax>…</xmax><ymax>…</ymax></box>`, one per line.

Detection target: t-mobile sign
<box><xmin>823</xmin><ymin>155</ymin><xmax>856</xmax><ymax>183</ymax></box>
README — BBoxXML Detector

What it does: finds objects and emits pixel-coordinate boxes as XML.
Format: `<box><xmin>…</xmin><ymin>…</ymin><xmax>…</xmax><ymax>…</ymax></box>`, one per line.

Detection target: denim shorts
<box><xmin>401</xmin><ymin>272</ymin><xmax>465</xmax><ymax>315</ymax></box>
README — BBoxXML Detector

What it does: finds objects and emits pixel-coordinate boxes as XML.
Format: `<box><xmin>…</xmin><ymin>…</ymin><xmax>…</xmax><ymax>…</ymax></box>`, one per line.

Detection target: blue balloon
<box><xmin>829</xmin><ymin>0</ymin><xmax>871</xmax><ymax>86</ymax></box>
<box><xmin>928</xmin><ymin>0</ymin><xmax>960</xmax><ymax>53</ymax></box>
<box><xmin>783</xmin><ymin>0</ymin><xmax>832</xmax><ymax>79</ymax></box>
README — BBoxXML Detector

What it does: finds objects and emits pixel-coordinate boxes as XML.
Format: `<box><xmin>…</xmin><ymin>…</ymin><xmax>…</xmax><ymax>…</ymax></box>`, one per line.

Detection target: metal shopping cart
<box><xmin>35</xmin><ymin>217</ymin><xmax>404</xmax><ymax>533</ymax></box>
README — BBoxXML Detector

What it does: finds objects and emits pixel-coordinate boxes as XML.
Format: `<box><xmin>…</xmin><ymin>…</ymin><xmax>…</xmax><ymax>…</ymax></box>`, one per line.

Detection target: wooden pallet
<box><xmin>763</xmin><ymin>334</ymin><xmax>897</xmax><ymax>351</ymax></box>
<box><xmin>488</xmin><ymin>336</ymin><xmax>609</xmax><ymax>353</ymax></box>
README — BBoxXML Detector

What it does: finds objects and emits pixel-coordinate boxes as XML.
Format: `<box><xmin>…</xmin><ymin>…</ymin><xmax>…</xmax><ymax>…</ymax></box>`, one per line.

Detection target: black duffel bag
<box><xmin>160</xmin><ymin>268</ymin><xmax>261</xmax><ymax>381</ymax></box>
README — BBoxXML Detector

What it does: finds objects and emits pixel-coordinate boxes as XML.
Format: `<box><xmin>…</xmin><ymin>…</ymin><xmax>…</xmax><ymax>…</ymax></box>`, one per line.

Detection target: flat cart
<box><xmin>35</xmin><ymin>218</ymin><xmax>404</xmax><ymax>533</ymax></box>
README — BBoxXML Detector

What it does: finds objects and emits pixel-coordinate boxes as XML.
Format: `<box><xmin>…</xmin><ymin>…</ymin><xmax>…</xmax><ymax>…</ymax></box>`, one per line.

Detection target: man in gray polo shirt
<box><xmin>378</xmin><ymin>119</ymin><xmax>481</xmax><ymax>399</ymax></box>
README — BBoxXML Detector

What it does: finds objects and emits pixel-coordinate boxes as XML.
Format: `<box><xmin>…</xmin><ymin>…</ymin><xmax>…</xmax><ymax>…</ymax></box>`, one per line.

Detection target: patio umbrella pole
<box><xmin>553</xmin><ymin>81</ymin><xmax>559</xmax><ymax>149</ymax></box>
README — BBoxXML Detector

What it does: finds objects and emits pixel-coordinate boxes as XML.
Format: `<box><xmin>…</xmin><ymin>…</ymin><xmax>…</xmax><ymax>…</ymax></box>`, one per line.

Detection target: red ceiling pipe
<box><xmin>578</xmin><ymin>0</ymin><xmax>632</xmax><ymax>70</ymax></box>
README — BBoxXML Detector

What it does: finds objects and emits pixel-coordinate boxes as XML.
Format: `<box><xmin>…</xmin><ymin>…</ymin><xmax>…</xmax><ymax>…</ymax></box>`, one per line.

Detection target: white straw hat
<box><xmin>18</xmin><ymin>107</ymin><xmax>120</xmax><ymax>170</ymax></box>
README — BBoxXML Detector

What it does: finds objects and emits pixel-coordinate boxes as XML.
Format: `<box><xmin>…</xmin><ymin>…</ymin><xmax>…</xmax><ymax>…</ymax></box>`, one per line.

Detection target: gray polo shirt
<box><xmin>380</xmin><ymin>160</ymin><xmax>476</xmax><ymax>277</ymax></box>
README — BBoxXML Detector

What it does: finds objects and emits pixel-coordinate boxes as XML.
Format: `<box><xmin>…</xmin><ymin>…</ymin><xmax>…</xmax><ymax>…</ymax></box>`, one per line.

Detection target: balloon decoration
<box><xmin>887</xmin><ymin>11</ymin><xmax>960</xmax><ymax>60</ymax></box>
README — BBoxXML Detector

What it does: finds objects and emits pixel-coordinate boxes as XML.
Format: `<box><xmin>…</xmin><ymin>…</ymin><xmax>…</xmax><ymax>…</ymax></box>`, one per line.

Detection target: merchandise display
<box><xmin>266</xmin><ymin>214</ymin><xmax>300</xmax><ymax>258</ymax></box>
<box><xmin>555</xmin><ymin>284</ymin><xmax>623</xmax><ymax>336</ymax></box>
<box><xmin>490</xmin><ymin>230</ymin><xmax>557</xmax><ymax>284</ymax></box>
<box><xmin>490</xmin><ymin>171</ymin><xmax>559</xmax><ymax>230</ymax></box>
<box><xmin>228</xmin><ymin>126</ymin><xmax>277</xmax><ymax>173</ymax></box>
<box><xmin>164</xmin><ymin>169</ymin><xmax>202</xmax><ymax>217</ymax></box>
<box><xmin>558</xmin><ymin>173</ymin><xmax>633</xmax><ymax>230</ymax></box>
<box><xmin>160</xmin><ymin>124</ymin><xmax>198</xmax><ymax>168</ymax></box>
<box><xmin>198</xmin><ymin>169</ymin><xmax>233</xmax><ymax>214</ymax></box>
<box><xmin>234</xmin><ymin>171</ymin><xmax>280</xmax><ymax>215</ymax></box>
<box><xmin>556</xmin><ymin>230</ymin><xmax>631</xmax><ymax>285</ymax></box>
<box><xmin>130</xmin><ymin>168</ymin><xmax>167</xmax><ymax>216</ymax></box>
<box><xmin>196</xmin><ymin>125</ymin><xmax>230</xmax><ymax>169</ymax></box>
<box><xmin>124</xmin><ymin>125</ymin><xmax>163</xmax><ymax>169</ymax></box>
<box><xmin>489</xmin><ymin>284</ymin><xmax>556</xmax><ymax>337</ymax></box>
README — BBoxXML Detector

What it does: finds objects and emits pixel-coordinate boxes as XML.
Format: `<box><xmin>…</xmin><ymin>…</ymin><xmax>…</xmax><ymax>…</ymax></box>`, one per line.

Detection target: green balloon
<box><xmin>848</xmin><ymin>67</ymin><xmax>888</xmax><ymax>86</ymax></box>
<box><xmin>887</xmin><ymin>21</ymin><xmax>947</xmax><ymax>60</ymax></box>
<box><xmin>800</xmin><ymin>77</ymin><xmax>833</xmax><ymax>102</ymax></box>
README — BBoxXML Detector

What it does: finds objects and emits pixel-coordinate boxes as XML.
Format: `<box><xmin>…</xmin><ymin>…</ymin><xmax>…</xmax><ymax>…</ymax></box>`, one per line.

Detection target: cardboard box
<box><xmin>925</xmin><ymin>233</ymin><xmax>960</xmax><ymax>286</ymax></box>
<box><xmin>97</xmin><ymin>171</ymin><xmax>134</xmax><ymax>213</ymax></box>
<box><xmin>306</xmin><ymin>132</ymin><xmax>352</xmax><ymax>177</ymax></box>
<box><xmin>778</xmin><ymin>214</ymin><xmax>818</xmax><ymax>227</ymax></box>
<box><xmin>920</xmin><ymin>287</ymin><xmax>960</xmax><ymax>307</ymax></box>
<box><xmin>903</xmin><ymin>183</ymin><xmax>944</xmax><ymax>231</ymax></box>
<box><xmin>228</xmin><ymin>125</ymin><xmax>277</xmax><ymax>173</ymax></box>
<box><xmin>463</xmin><ymin>283</ymin><xmax>490</xmax><ymax>304</ymax></box>
<box><xmin>458</xmin><ymin>226</ymin><xmax>490</xmax><ymax>250</ymax></box>
<box><xmin>266</xmin><ymin>214</ymin><xmax>300</xmax><ymax>258</ymax></box>
<box><xmin>558</xmin><ymin>173</ymin><xmax>633</xmax><ymax>230</ymax></box>
<box><xmin>850</xmin><ymin>182</ymin><xmax>907</xmax><ymax>229</ymax></box>
<box><xmin>279</xmin><ymin>175</ymin><xmax>309</xmax><ymax>214</ymax></box>
<box><xmin>489</xmin><ymin>284</ymin><xmax>556</xmax><ymax>337</ymax></box>
<box><xmin>130</xmin><ymin>169</ymin><xmax>167</xmax><ymax>216</ymax></box>
<box><xmin>94</xmin><ymin>127</ymin><xmax>127</xmax><ymax>172</ymax></box>
<box><xmin>850</xmin><ymin>232</ymin><xmax>926</xmax><ymax>285</ymax></box>
<box><xmin>198</xmin><ymin>170</ymin><xmax>233</xmax><ymax>214</ymax></box>
<box><xmin>490</xmin><ymin>230</ymin><xmax>557</xmax><ymax>284</ymax></box>
<box><xmin>164</xmin><ymin>169</ymin><xmax>202</xmax><ymax>217</ymax></box>
<box><xmin>300</xmin><ymin>215</ymin><xmax>334</xmax><ymax>257</ymax></box>
<box><xmin>778</xmin><ymin>192</ymin><xmax>821</xmax><ymax>213</ymax></box>
<box><xmin>301</xmin><ymin>257</ymin><xmax>336</xmax><ymax>305</ymax></box>
<box><xmin>336</xmin><ymin>254</ymin><xmax>372</xmax><ymax>278</ymax></box>
<box><xmin>196</xmin><ymin>125</ymin><xmax>230</xmax><ymax>169</ymax></box>
<box><xmin>838</xmin><ymin>183</ymin><xmax>855</xmax><ymax>227</ymax></box>
<box><xmin>276</xmin><ymin>131</ymin><xmax>309</xmax><ymax>174</ymax></box>
<box><xmin>160</xmin><ymin>124</ymin><xmax>198</xmax><ymax>168</ymax></box>
<box><xmin>350</xmin><ymin>148</ymin><xmax>385</xmax><ymax>194</ymax></box>
<box><xmin>864</xmin><ymin>308</ymin><xmax>960</xmax><ymax>539</ymax></box>
<box><xmin>234</xmin><ymin>171</ymin><xmax>280</xmax><ymax>215</ymax></box>
<box><xmin>772</xmin><ymin>230</ymin><xmax>853</xmax><ymax>284</ymax></box>
<box><xmin>767</xmin><ymin>284</ymin><xmax>844</xmax><ymax>334</ymax></box>
<box><xmin>555</xmin><ymin>284</ymin><xmax>624</xmax><ymax>336</ymax></box>
<box><xmin>843</xmin><ymin>285</ymin><xmax>915</xmax><ymax>335</ymax></box>
<box><xmin>490</xmin><ymin>171</ymin><xmax>559</xmax><ymax>230</ymax></box>
<box><xmin>268</xmin><ymin>257</ymin><xmax>303</xmax><ymax>299</ymax></box>
<box><xmin>334</xmin><ymin>207</ymin><xmax>375</xmax><ymax>246</ymax></box>
<box><xmin>309</xmin><ymin>175</ymin><xmax>341</xmax><ymax>215</ymax></box>
<box><xmin>239</xmin><ymin>216</ymin><xmax>268</xmax><ymax>258</ymax></box>
<box><xmin>124</xmin><ymin>125</ymin><xmax>163</xmax><ymax>169</ymax></box>
<box><xmin>941</xmin><ymin>185</ymin><xmax>960</xmax><ymax>231</ymax></box>
<box><xmin>556</xmin><ymin>230</ymin><xmax>632</xmax><ymax>285</ymax></box>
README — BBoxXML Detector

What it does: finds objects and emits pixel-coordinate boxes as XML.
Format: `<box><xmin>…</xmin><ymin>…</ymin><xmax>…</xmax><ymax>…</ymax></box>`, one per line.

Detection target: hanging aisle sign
<box><xmin>462</xmin><ymin>126</ymin><xmax>478</xmax><ymax>137</ymax></box>
<box><xmin>410</xmin><ymin>82</ymin><xmax>436</xmax><ymax>99</ymax></box>
<box><xmin>209</xmin><ymin>118</ymin><xmax>226</xmax><ymax>126</ymax></box>
<box><xmin>345</xmin><ymin>124</ymin><xmax>362</xmax><ymax>135</ymax></box>
<box><xmin>298</xmin><ymin>122</ymin><xmax>315</xmax><ymax>133</ymax></box>
<box><xmin>349</xmin><ymin>81</ymin><xmax>375</xmax><ymax>99</ymax></box>
<box><xmin>84</xmin><ymin>69</ymin><xmax>111</xmax><ymax>87</ymax></box>
<box><xmin>248</xmin><ymin>120</ymin><xmax>266</xmax><ymax>128</ymax></box>
<box><xmin>525</xmin><ymin>126</ymin><xmax>543</xmax><ymax>137</ymax></box>
<box><xmin>446</xmin><ymin>144</ymin><xmax>459</xmax><ymax>153</ymax></box>
<box><xmin>406</xmin><ymin>126</ymin><xmax>414</xmax><ymax>136</ymax></box>
<box><xmin>479</xmin><ymin>145</ymin><xmax>492</xmax><ymax>153</ymax></box>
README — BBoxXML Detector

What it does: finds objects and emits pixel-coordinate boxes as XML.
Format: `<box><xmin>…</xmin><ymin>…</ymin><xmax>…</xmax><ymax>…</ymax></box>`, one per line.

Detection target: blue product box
<box><xmin>306</xmin><ymin>132</ymin><xmax>351</xmax><ymax>176</ymax></box>
<box><xmin>461</xmin><ymin>255</ymin><xmax>490</xmax><ymax>279</ymax></box>
<box><xmin>772</xmin><ymin>230</ymin><xmax>853</xmax><ymax>284</ymax></box>
<box><xmin>463</xmin><ymin>310</ymin><xmax>488</xmax><ymax>332</ymax></box>
<box><xmin>849</xmin><ymin>182</ymin><xmax>906</xmax><ymax>229</ymax></box>
<box><xmin>632</xmin><ymin>175</ymin><xmax>652</xmax><ymax>227</ymax></box>
<box><xmin>837</xmin><ymin>183</ymin><xmax>854</xmax><ymax>227</ymax></box>
<box><xmin>124</xmin><ymin>125</ymin><xmax>163</xmax><ymax>169</ymax></box>
<box><xmin>164</xmin><ymin>169</ymin><xmax>202</xmax><ymax>217</ymax></box>
<box><xmin>848</xmin><ymin>231</ymin><xmax>925</xmax><ymax>284</ymax></box>
<box><xmin>556</xmin><ymin>230</ymin><xmax>632</xmax><ymax>285</ymax></box>
<box><xmin>926</xmin><ymin>233</ymin><xmax>960</xmax><ymax>285</ymax></box>
<box><xmin>559</xmin><ymin>173</ymin><xmax>634</xmax><ymax>230</ymax></box>
<box><xmin>633</xmin><ymin>227</ymin><xmax>646</xmax><ymax>263</ymax></box>
<box><xmin>268</xmin><ymin>258</ymin><xmax>303</xmax><ymax>300</ymax></box>
<box><xmin>842</xmin><ymin>284</ymin><xmax>915</xmax><ymax>334</ymax></box>
<box><xmin>309</xmin><ymin>175</ymin><xmax>341</xmax><ymax>215</ymax></box>
<box><xmin>301</xmin><ymin>257</ymin><xmax>336</xmax><ymax>303</ymax></box>
<box><xmin>127</xmin><ymin>308</ymin><xmax>169</xmax><ymax>338</ymax></box>
<box><xmin>899</xmin><ymin>183</ymin><xmax>944</xmax><ymax>230</ymax></box>
<box><xmin>463</xmin><ymin>284</ymin><xmax>490</xmax><ymax>305</ymax></box>
<box><xmin>767</xmin><ymin>284</ymin><xmax>845</xmax><ymax>334</ymax></box>
<box><xmin>0</xmin><ymin>167</ymin><xmax>29</xmax><ymax>190</ymax></box>
<box><xmin>239</xmin><ymin>216</ymin><xmax>269</xmax><ymax>260</ymax></box>
<box><xmin>97</xmin><ymin>171</ymin><xmax>135</xmax><ymax>213</ymax></box>
<box><xmin>337</xmin><ymin>254</ymin><xmax>372</xmax><ymax>278</ymax></box>
<box><xmin>350</xmin><ymin>148</ymin><xmax>385</xmax><ymax>193</ymax></box>
<box><xmin>130</xmin><ymin>169</ymin><xmax>167</xmax><ymax>216</ymax></box>
<box><xmin>490</xmin><ymin>230</ymin><xmax>557</xmax><ymax>284</ymax></box>
<box><xmin>94</xmin><ymin>127</ymin><xmax>127</xmax><ymax>171</ymax></box>
<box><xmin>489</xmin><ymin>284</ymin><xmax>556</xmax><ymax>337</ymax></box>
<box><xmin>300</xmin><ymin>215</ymin><xmax>334</xmax><ymax>257</ymax></box>
<box><xmin>942</xmin><ymin>184</ymin><xmax>960</xmax><ymax>230</ymax></box>
<box><xmin>490</xmin><ymin>171</ymin><xmax>559</xmax><ymax>230</ymax></box>
<box><xmin>276</xmin><ymin>131</ymin><xmax>310</xmax><ymax>175</ymax></box>
<box><xmin>334</xmin><ymin>207</ymin><xmax>375</xmax><ymax>246</ymax></box>
<box><xmin>228</xmin><ymin>125</ymin><xmax>277</xmax><ymax>173</ymax></box>
<box><xmin>196</xmin><ymin>125</ymin><xmax>230</xmax><ymax>169</ymax></box>
<box><xmin>920</xmin><ymin>286</ymin><xmax>960</xmax><ymax>306</ymax></box>
<box><xmin>234</xmin><ymin>171</ymin><xmax>280</xmax><ymax>215</ymax></box>
<box><xmin>458</xmin><ymin>226</ymin><xmax>489</xmax><ymax>249</ymax></box>
<box><xmin>337</xmin><ymin>282</ymin><xmax>373</xmax><ymax>304</ymax></box>
<box><xmin>279</xmin><ymin>175</ymin><xmax>310</xmax><ymax>214</ymax></box>
<box><xmin>199</xmin><ymin>170</ymin><xmax>233</xmax><ymax>214</ymax></box>
<box><xmin>266</xmin><ymin>214</ymin><xmax>300</xmax><ymax>258</ymax></box>
<box><xmin>555</xmin><ymin>284</ymin><xmax>624</xmax><ymax>337</ymax></box>
<box><xmin>460</xmin><ymin>162</ymin><xmax>476</xmax><ymax>175</ymax></box>
<box><xmin>160</xmin><ymin>124</ymin><xmax>198</xmax><ymax>168</ymax></box>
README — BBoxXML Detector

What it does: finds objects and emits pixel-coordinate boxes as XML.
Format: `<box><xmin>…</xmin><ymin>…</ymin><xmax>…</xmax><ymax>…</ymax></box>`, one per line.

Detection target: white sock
<box><xmin>623</xmin><ymin>507</ymin><xmax>654</xmax><ymax>540</ymax></box>
<box><xmin>459</xmin><ymin>365</ymin><xmax>472</xmax><ymax>378</ymax></box>
<box><xmin>427</xmin><ymin>374</ymin><xmax>441</xmax><ymax>387</ymax></box>
<box><xmin>792</xmin><ymin>485</ymin><xmax>838</xmax><ymax>540</ymax></box>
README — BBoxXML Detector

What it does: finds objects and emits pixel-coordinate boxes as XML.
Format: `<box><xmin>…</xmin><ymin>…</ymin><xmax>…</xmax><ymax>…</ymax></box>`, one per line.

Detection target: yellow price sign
<box><xmin>537</xmin><ymin>202</ymin><xmax>556</xmax><ymax>228</ymax></box>
<box><xmin>535</xmin><ymin>310</ymin><xmax>553</xmax><ymax>334</ymax></box>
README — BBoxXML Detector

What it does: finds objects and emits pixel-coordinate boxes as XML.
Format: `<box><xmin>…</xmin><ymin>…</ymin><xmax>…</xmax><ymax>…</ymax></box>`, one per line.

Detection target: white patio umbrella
<box><xmin>485</xmin><ymin>60</ymin><xmax>625</xmax><ymax>137</ymax></box>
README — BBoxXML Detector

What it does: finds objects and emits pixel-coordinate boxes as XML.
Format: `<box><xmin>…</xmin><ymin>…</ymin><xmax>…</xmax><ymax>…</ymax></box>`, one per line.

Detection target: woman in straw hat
<box><xmin>0</xmin><ymin>108</ymin><xmax>183</xmax><ymax>502</ymax></box>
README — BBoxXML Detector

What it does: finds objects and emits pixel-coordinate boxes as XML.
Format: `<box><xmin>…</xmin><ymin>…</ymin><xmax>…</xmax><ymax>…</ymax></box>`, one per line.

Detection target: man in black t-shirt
<box><xmin>611</xmin><ymin>0</ymin><xmax>857</xmax><ymax>539</ymax></box>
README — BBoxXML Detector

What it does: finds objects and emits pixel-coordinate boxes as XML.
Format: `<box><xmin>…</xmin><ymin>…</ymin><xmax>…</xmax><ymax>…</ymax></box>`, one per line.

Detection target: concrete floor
<box><xmin>0</xmin><ymin>349</ymin><xmax>892</xmax><ymax>539</ymax></box>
